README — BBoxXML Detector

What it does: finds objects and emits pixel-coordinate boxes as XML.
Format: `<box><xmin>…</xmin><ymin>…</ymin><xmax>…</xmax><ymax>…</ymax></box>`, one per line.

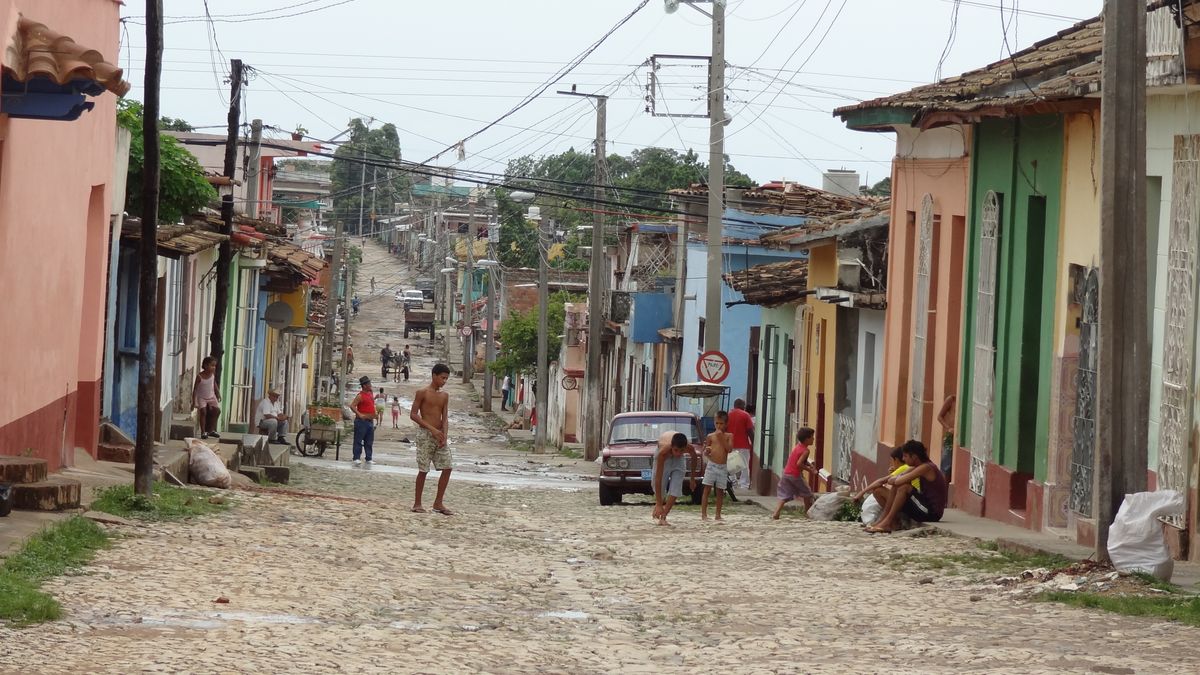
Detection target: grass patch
<box><xmin>559</xmin><ymin>447</ymin><xmax>583</xmax><ymax>460</ymax></box>
<box><xmin>510</xmin><ymin>442</ymin><xmax>533</xmax><ymax>454</ymax></box>
<box><xmin>1036</xmin><ymin>591</ymin><xmax>1200</xmax><ymax>626</ymax></box>
<box><xmin>0</xmin><ymin>517</ymin><xmax>109</xmax><ymax>625</ymax></box>
<box><xmin>885</xmin><ymin>544</ymin><xmax>1074</xmax><ymax>576</ymax></box>
<box><xmin>91</xmin><ymin>482</ymin><xmax>229</xmax><ymax>522</ymax></box>
<box><xmin>833</xmin><ymin>500</ymin><xmax>862</xmax><ymax>522</ymax></box>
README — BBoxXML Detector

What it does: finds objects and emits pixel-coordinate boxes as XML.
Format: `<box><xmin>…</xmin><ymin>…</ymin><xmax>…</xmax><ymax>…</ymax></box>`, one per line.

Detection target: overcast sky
<box><xmin>121</xmin><ymin>0</ymin><xmax>1104</xmax><ymax>189</ymax></box>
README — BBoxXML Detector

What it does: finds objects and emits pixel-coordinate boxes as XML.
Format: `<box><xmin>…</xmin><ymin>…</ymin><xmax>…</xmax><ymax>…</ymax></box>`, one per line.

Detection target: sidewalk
<box><xmin>741</xmin><ymin>492</ymin><xmax>1200</xmax><ymax>590</ymax></box>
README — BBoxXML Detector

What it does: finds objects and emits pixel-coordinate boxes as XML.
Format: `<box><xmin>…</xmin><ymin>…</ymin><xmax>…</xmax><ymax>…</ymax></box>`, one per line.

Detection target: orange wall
<box><xmin>0</xmin><ymin>0</ymin><xmax>121</xmax><ymax>467</ymax></box>
<box><xmin>878</xmin><ymin>156</ymin><xmax>971</xmax><ymax>452</ymax></box>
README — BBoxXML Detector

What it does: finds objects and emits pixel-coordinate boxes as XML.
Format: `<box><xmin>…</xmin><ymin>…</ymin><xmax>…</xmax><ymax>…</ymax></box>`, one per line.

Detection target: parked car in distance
<box><xmin>402</xmin><ymin>290</ymin><xmax>425</xmax><ymax>309</ymax></box>
<box><xmin>598</xmin><ymin>411</ymin><xmax>704</xmax><ymax>506</ymax></box>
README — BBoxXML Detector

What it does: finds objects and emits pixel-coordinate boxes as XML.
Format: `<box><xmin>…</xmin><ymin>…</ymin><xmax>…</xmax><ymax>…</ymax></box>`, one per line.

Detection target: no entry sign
<box><xmin>696</xmin><ymin>350</ymin><xmax>730</xmax><ymax>384</ymax></box>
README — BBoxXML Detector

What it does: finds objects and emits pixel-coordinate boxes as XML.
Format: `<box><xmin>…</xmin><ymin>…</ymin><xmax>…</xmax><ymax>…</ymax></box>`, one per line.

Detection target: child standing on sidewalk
<box><xmin>701</xmin><ymin>411</ymin><xmax>733</xmax><ymax>521</ymax></box>
<box><xmin>772</xmin><ymin>428</ymin><xmax>816</xmax><ymax>519</ymax></box>
<box><xmin>390</xmin><ymin>396</ymin><xmax>401</xmax><ymax>429</ymax></box>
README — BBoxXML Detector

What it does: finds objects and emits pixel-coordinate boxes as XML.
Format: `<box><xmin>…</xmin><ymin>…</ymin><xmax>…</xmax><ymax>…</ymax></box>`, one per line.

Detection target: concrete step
<box><xmin>238</xmin><ymin>466</ymin><xmax>265</xmax><ymax>483</ymax></box>
<box><xmin>12</xmin><ymin>476</ymin><xmax>82</xmax><ymax>511</ymax></box>
<box><xmin>0</xmin><ymin>457</ymin><xmax>49</xmax><ymax>485</ymax></box>
<box><xmin>168</xmin><ymin>420</ymin><xmax>197</xmax><ymax>442</ymax></box>
<box><xmin>257</xmin><ymin>442</ymin><xmax>290</xmax><ymax>468</ymax></box>
<box><xmin>153</xmin><ymin>444</ymin><xmax>189</xmax><ymax>484</ymax></box>
<box><xmin>262</xmin><ymin>465</ymin><xmax>290</xmax><ymax>484</ymax></box>
<box><xmin>97</xmin><ymin>441</ymin><xmax>134</xmax><ymax>464</ymax></box>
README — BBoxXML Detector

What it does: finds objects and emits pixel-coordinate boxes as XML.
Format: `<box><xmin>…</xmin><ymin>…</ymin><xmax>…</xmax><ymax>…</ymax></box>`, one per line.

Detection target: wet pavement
<box><xmin>3</xmin><ymin>243</ymin><xmax>1200</xmax><ymax>673</ymax></box>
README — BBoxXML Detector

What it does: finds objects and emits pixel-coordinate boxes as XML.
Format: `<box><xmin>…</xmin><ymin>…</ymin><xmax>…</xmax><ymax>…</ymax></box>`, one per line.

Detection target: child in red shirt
<box><xmin>772</xmin><ymin>427</ymin><xmax>816</xmax><ymax>519</ymax></box>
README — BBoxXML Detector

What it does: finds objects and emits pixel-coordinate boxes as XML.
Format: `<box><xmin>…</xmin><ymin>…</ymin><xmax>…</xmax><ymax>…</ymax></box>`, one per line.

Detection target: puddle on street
<box><xmin>295</xmin><ymin>456</ymin><xmax>586</xmax><ymax>492</ymax></box>
<box><xmin>538</xmin><ymin>610</ymin><xmax>590</xmax><ymax>621</ymax></box>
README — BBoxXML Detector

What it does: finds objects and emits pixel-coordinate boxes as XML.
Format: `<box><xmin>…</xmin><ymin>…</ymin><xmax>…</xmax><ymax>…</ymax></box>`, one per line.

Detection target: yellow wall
<box><xmin>802</xmin><ymin>241</ymin><xmax>840</xmax><ymax>470</ymax></box>
<box><xmin>1054</xmin><ymin>111</ymin><xmax>1102</xmax><ymax>353</ymax></box>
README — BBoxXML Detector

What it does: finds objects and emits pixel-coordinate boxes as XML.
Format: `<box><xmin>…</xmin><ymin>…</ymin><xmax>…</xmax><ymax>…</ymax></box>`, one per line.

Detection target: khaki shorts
<box><xmin>416</xmin><ymin>429</ymin><xmax>452</xmax><ymax>472</ymax></box>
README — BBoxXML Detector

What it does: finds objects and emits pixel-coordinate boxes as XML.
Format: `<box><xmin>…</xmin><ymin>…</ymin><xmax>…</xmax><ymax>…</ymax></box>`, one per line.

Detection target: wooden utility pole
<box><xmin>535</xmin><ymin>217</ymin><xmax>551</xmax><ymax>453</ymax></box>
<box><xmin>135</xmin><ymin>0</ymin><xmax>164</xmax><ymax>495</ymax></box>
<box><xmin>1096</xmin><ymin>0</ymin><xmax>1148</xmax><ymax>560</ymax></box>
<box><xmin>209</xmin><ymin>59</ymin><xmax>244</xmax><ymax>385</ymax></box>
<box><xmin>557</xmin><ymin>88</ymin><xmax>608</xmax><ymax>461</ymax></box>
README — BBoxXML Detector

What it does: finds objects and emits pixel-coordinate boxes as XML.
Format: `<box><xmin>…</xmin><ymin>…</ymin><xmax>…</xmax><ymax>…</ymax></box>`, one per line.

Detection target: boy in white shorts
<box><xmin>701</xmin><ymin>411</ymin><xmax>733</xmax><ymax>521</ymax></box>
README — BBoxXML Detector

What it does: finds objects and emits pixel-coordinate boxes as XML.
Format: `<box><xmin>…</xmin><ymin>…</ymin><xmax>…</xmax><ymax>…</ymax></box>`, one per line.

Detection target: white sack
<box><xmin>1107</xmin><ymin>490</ymin><xmax>1185</xmax><ymax>581</ymax></box>
<box><xmin>861</xmin><ymin>494</ymin><xmax>883</xmax><ymax>526</ymax></box>
<box><xmin>186</xmin><ymin>437</ymin><xmax>232</xmax><ymax>489</ymax></box>
<box><xmin>808</xmin><ymin>492</ymin><xmax>850</xmax><ymax>521</ymax></box>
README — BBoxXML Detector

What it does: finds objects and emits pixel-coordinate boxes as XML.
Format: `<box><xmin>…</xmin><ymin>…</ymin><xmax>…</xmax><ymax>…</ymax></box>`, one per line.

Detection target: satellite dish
<box><xmin>664</xmin><ymin>0</ymin><xmax>679</xmax><ymax>13</ymax></box>
<box><xmin>264</xmin><ymin>301</ymin><xmax>294</xmax><ymax>330</ymax></box>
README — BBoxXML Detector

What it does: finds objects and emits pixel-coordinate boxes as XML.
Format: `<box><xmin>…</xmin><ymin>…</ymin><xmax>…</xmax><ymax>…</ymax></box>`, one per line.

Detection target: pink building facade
<box><xmin>0</xmin><ymin>0</ymin><xmax>126</xmax><ymax>471</ymax></box>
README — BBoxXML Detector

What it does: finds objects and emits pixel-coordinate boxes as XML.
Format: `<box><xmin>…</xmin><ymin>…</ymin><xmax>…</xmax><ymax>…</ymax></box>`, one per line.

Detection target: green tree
<box><xmin>494</xmin><ymin>147</ymin><xmax>756</xmax><ymax>272</ymax></box>
<box><xmin>865</xmin><ymin>177</ymin><xmax>891</xmax><ymax>197</ymax></box>
<box><xmin>490</xmin><ymin>291</ymin><xmax>580</xmax><ymax>375</ymax></box>
<box><xmin>330</xmin><ymin>118</ymin><xmax>413</xmax><ymax>235</ymax></box>
<box><xmin>118</xmin><ymin>100</ymin><xmax>217</xmax><ymax>224</ymax></box>
<box><xmin>157</xmin><ymin>116</ymin><xmax>194</xmax><ymax>132</ymax></box>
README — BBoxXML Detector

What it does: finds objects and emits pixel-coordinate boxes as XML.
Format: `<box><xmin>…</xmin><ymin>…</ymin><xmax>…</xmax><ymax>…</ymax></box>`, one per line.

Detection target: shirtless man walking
<box><xmin>652</xmin><ymin>431</ymin><xmax>698</xmax><ymax>527</ymax></box>
<box><xmin>410</xmin><ymin>363</ymin><xmax>453</xmax><ymax>515</ymax></box>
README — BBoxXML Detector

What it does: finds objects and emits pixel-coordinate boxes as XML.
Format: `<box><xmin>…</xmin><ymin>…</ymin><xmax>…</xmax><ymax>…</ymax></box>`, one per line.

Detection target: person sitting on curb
<box><xmin>865</xmin><ymin>440</ymin><xmax>948</xmax><ymax>534</ymax></box>
<box><xmin>853</xmin><ymin>446</ymin><xmax>919</xmax><ymax>527</ymax></box>
<box><xmin>255</xmin><ymin>388</ymin><xmax>290</xmax><ymax>445</ymax></box>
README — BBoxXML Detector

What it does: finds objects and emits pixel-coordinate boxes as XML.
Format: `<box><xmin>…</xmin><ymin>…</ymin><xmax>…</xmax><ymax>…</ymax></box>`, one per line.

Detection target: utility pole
<box><xmin>209</xmin><ymin>58</ymin><xmax>244</xmax><ymax>388</ymax></box>
<box><xmin>535</xmin><ymin>217</ymin><xmax>552</xmax><ymax>453</ymax></box>
<box><xmin>557</xmin><ymin>88</ymin><xmax>608</xmax><ymax>461</ymax></box>
<box><xmin>135</xmin><ymin>0</ymin><xmax>164</xmax><ymax>496</ymax></box>
<box><xmin>356</xmin><ymin>146</ymin><xmax>367</xmax><ymax>237</ymax></box>
<box><xmin>483</xmin><ymin>264</ymin><xmax>497</xmax><ymax>413</ymax></box>
<box><xmin>704</xmin><ymin>0</ymin><xmax>726</xmax><ymax>352</ymax></box>
<box><xmin>245</xmin><ymin>119</ymin><xmax>263</xmax><ymax>218</ymax></box>
<box><xmin>1095</xmin><ymin>0</ymin><xmax>1148</xmax><ymax>560</ymax></box>
<box><xmin>341</xmin><ymin>258</ymin><xmax>356</xmax><ymax>388</ymax></box>
<box><xmin>370</xmin><ymin>165</ymin><xmax>378</xmax><ymax>240</ymax></box>
<box><xmin>322</xmin><ymin>220</ymin><xmax>345</xmax><ymax>396</ymax></box>
<box><xmin>463</xmin><ymin>195</ymin><xmax>477</xmax><ymax>382</ymax></box>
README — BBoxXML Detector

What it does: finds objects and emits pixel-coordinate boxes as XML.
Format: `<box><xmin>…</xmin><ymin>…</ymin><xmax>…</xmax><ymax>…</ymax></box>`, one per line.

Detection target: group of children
<box><xmin>652</xmin><ymin>412</ymin><xmax>948</xmax><ymax>531</ymax></box>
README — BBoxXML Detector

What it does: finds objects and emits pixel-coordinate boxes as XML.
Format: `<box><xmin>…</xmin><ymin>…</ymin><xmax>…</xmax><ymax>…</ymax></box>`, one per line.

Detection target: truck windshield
<box><xmin>608</xmin><ymin>417</ymin><xmax>698</xmax><ymax>444</ymax></box>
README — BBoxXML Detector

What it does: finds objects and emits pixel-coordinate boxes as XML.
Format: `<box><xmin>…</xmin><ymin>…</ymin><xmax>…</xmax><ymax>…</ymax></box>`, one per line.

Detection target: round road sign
<box><xmin>458</xmin><ymin>326</ymin><xmax>474</xmax><ymax>338</ymax></box>
<box><xmin>561</xmin><ymin>375</ymin><xmax>579</xmax><ymax>391</ymax></box>
<box><xmin>696</xmin><ymin>350</ymin><xmax>730</xmax><ymax>384</ymax></box>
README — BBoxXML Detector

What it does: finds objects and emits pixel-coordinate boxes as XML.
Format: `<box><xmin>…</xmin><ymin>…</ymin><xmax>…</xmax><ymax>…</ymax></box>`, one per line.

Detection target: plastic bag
<box><xmin>808</xmin><ymin>491</ymin><xmax>850</xmax><ymax>521</ymax></box>
<box><xmin>725</xmin><ymin>450</ymin><xmax>746</xmax><ymax>476</ymax></box>
<box><xmin>861</xmin><ymin>494</ymin><xmax>883</xmax><ymax>526</ymax></box>
<box><xmin>186</xmin><ymin>437</ymin><xmax>231</xmax><ymax>489</ymax></box>
<box><xmin>1107</xmin><ymin>490</ymin><xmax>1185</xmax><ymax>581</ymax></box>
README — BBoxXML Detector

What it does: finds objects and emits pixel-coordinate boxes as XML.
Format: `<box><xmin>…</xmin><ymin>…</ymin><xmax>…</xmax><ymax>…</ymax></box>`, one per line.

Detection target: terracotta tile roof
<box><xmin>670</xmin><ymin>184</ymin><xmax>872</xmax><ymax>219</ymax></box>
<box><xmin>120</xmin><ymin>220</ymin><xmax>228</xmax><ymax>258</ymax></box>
<box><xmin>265</xmin><ymin>240</ymin><xmax>326</xmax><ymax>282</ymax></box>
<box><xmin>762</xmin><ymin>201</ymin><xmax>891</xmax><ymax>247</ymax></box>
<box><xmin>724</xmin><ymin>258</ymin><xmax>809</xmax><ymax>308</ymax></box>
<box><xmin>836</xmin><ymin>3</ymin><xmax>1198</xmax><ymax>127</ymax></box>
<box><xmin>3</xmin><ymin>16</ymin><xmax>130</xmax><ymax>96</ymax></box>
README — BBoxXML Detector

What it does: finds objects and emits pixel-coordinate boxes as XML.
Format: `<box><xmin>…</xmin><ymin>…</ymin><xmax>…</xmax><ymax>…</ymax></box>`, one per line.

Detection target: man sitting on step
<box><xmin>255</xmin><ymin>388</ymin><xmax>291</xmax><ymax>445</ymax></box>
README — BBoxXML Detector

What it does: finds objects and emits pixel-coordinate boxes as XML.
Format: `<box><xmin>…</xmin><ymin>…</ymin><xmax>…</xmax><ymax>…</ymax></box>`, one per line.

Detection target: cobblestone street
<box><xmin>3</xmin><ymin>459</ymin><xmax>1200</xmax><ymax>674</ymax></box>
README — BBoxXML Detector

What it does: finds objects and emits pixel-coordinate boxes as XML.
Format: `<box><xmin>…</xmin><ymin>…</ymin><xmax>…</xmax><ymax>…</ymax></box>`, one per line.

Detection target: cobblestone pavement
<box><xmin>2</xmin><ymin>465</ymin><xmax>1199</xmax><ymax>674</ymax></box>
<box><xmin>3</xmin><ymin>244</ymin><xmax>1198</xmax><ymax>674</ymax></box>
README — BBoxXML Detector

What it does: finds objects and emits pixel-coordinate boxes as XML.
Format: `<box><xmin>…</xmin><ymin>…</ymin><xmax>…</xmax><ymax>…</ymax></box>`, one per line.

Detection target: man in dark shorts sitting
<box><xmin>865</xmin><ymin>439</ymin><xmax>947</xmax><ymax>534</ymax></box>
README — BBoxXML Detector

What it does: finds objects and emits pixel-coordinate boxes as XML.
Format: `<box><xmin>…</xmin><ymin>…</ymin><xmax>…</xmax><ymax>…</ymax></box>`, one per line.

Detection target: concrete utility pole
<box><xmin>369</xmin><ymin>165</ymin><xmax>378</xmax><ymax>239</ymax></box>
<box><xmin>208</xmin><ymin>58</ymin><xmax>243</xmax><ymax>388</ymax></box>
<box><xmin>704</xmin><ymin>0</ymin><xmax>726</xmax><ymax>352</ymax></box>
<box><xmin>341</xmin><ymin>258</ymin><xmax>355</xmax><ymax>389</ymax></box>
<box><xmin>1095</xmin><ymin>0</ymin><xmax>1148</xmax><ymax>560</ymax></box>
<box><xmin>536</xmin><ymin>217</ymin><xmax>552</xmax><ymax>453</ymax></box>
<box><xmin>463</xmin><ymin>196</ymin><xmax>477</xmax><ymax>382</ymax></box>
<box><xmin>245</xmin><ymin>119</ymin><xmax>262</xmax><ymax>218</ymax></box>
<box><xmin>322</xmin><ymin>220</ymin><xmax>345</xmax><ymax>396</ymax></box>
<box><xmin>483</xmin><ymin>264</ymin><xmax>497</xmax><ymax>413</ymax></box>
<box><xmin>356</xmin><ymin>146</ymin><xmax>367</xmax><ymax>237</ymax></box>
<box><xmin>135</xmin><ymin>0</ymin><xmax>164</xmax><ymax>496</ymax></box>
<box><xmin>556</xmin><ymin>89</ymin><xmax>608</xmax><ymax>461</ymax></box>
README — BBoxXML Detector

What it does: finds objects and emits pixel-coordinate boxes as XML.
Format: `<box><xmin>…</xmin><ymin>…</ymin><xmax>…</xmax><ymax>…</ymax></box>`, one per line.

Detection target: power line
<box><xmin>421</xmin><ymin>0</ymin><xmax>652</xmax><ymax>164</ymax></box>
